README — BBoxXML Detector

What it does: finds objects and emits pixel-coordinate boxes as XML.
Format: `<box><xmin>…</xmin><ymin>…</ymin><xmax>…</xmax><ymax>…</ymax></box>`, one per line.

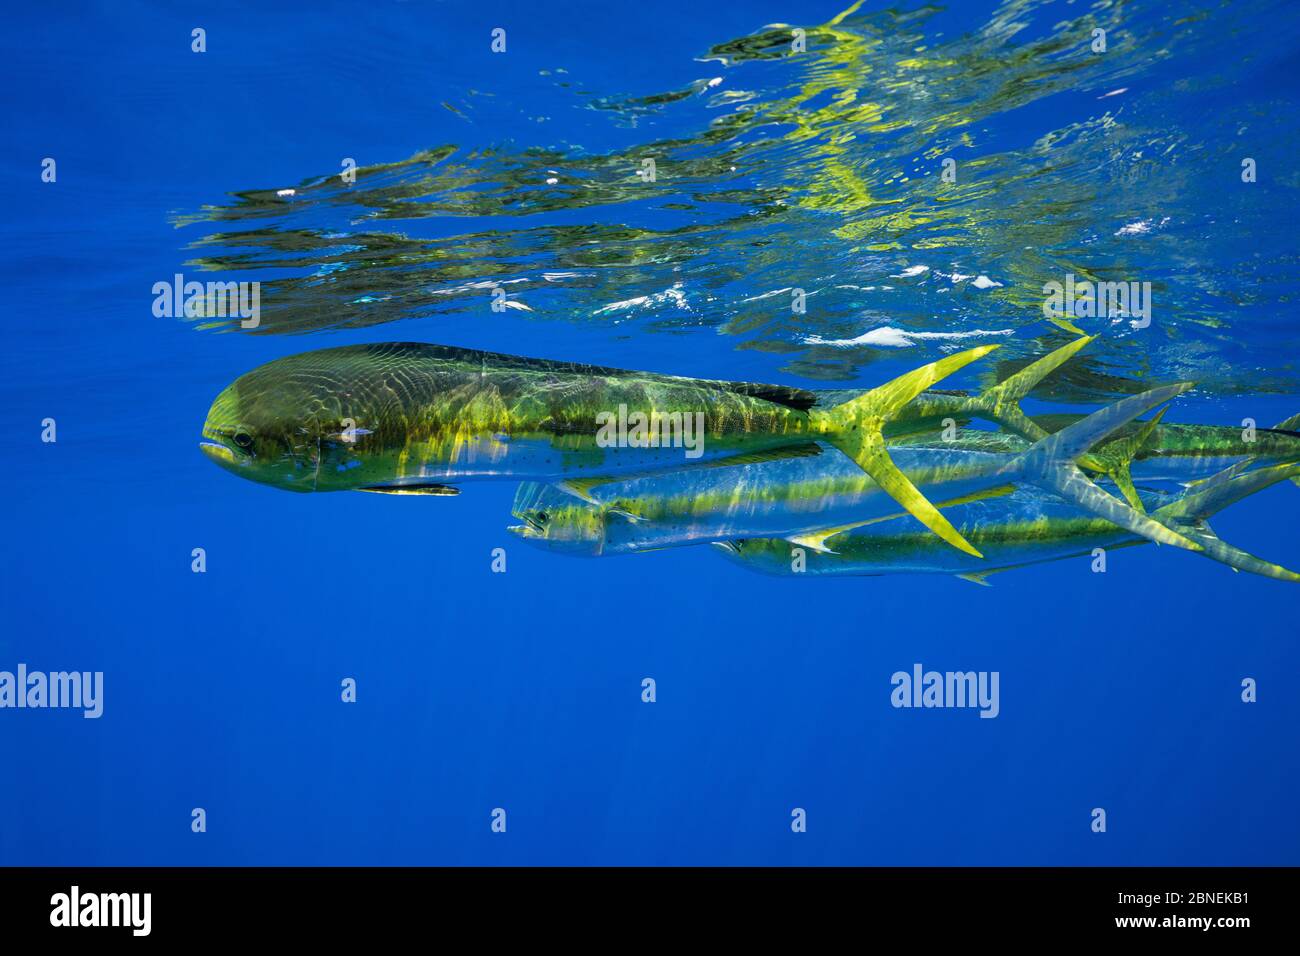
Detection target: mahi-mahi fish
<box><xmin>510</xmin><ymin>386</ymin><xmax>1223</xmax><ymax>557</ymax></box>
<box><xmin>200</xmin><ymin>339</ymin><xmax>1160</xmax><ymax>556</ymax></box>
<box><xmin>511</xmin><ymin>400</ymin><xmax>1300</xmax><ymax>556</ymax></box>
<box><xmin>713</xmin><ymin>461</ymin><xmax>1300</xmax><ymax>583</ymax></box>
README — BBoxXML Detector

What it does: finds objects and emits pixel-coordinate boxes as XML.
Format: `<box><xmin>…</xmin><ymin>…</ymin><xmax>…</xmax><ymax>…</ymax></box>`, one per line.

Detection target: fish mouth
<box><xmin>199</xmin><ymin>440</ymin><xmax>239</xmax><ymax>466</ymax></box>
<box><xmin>510</xmin><ymin>511</ymin><xmax>548</xmax><ymax>535</ymax></box>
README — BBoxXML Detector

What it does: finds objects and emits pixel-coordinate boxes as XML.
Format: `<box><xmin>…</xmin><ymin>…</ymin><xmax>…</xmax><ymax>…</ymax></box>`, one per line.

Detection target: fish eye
<box><xmin>536</xmin><ymin>511</ymin><xmax>549</xmax><ymax>524</ymax></box>
<box><xmin>232</xmin><ymin>431</ymin><xmax>254</xmax><ymax>449</ymax></box>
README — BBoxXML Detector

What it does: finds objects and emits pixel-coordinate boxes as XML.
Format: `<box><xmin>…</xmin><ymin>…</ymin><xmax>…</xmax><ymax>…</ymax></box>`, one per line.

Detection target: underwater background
<box><xmin>3</xmin><ymin>0</ymin><xmax>1298</xmax><ymax>865</ymax></box>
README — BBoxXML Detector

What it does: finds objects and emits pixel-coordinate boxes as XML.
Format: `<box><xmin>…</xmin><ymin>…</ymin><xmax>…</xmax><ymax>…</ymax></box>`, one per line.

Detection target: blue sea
<box><xmin>3</xmin><ymin>0</ymin><xmax>1299</xmax><ymax>866</ymax></box>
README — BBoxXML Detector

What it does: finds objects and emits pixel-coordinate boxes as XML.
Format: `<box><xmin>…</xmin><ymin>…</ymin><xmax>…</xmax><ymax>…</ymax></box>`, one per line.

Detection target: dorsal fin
<box><xmin>345</xmin><ymin>343</ymin><xmax>819</xmax><ymax>411</ymax></box>
<box><xmin>718</xmin><ymin>382</ymin><xmax>819</xmax><ymax>412</ymax></box>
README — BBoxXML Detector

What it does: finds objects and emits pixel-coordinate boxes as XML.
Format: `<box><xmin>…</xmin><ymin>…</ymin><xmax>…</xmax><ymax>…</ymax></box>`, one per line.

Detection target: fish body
<box><xmin>200</xmin><ymin>342</ymin><xmax>820</xmax><ymax>492</ymax></box>
<box><xmin>199</xmin><ymin>337</ymin><xmax>1212</xmax><ymax>558</ymax></box>
<box><xmin>201</xmin><ymin>340</ymin><xmax>1016</xmax><ymax>554</ymax></box>
<box><xmin>717</xmin><ymin>462</ymin><xmax>1300</xmax><ymax>582</ymax></box>
<box><xmin>512</xmin><ymin>384</ymin><xmax>1221</xmax><ymax>556</ymax></box>
<box><xmin>715</xmin><ymin>487</ymin><xmax>1135</xmax><ymax>578</ymax></box>
<box><xmin>511</xmin><ymin>443</ymin><xmax>1019</xmax><ymax>556</ymax></box>
<box><xmin>1029</xmin><ymin>414</ymin><xmax>1300</xmax><ymax>475</ymax></box>
<box><xmin>887</xmin><ymin>423</ymin><xmax>1300</xmax><ymax>482</ymax></box>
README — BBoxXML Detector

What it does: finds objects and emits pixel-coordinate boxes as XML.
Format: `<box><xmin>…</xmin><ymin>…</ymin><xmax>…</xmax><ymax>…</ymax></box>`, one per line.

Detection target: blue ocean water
<box><xmin>2</xmin><ymin>0</ymin><xmax>1298</xmax><ymax>865</ymax></box>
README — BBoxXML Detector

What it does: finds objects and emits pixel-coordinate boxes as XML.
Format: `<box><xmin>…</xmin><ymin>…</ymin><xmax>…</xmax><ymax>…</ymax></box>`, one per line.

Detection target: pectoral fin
<box><xmin>358</xmin><ymin>482</ymin><xmax>460</xmax><ymax>496</ymax></box>
<box><xmin>1048</xmin><ymin>316</ymin><xmax>1087</xmax><ymax>336</ymax></box>
<box><xmin>786</xmin><ymin>520</ymin><xmax>873</xmax><ymax>554</ymax></box>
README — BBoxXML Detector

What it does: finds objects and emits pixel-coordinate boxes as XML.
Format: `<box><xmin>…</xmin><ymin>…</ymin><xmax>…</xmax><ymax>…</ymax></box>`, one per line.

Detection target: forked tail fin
<box><xmin>1006</xmin><ymin>383</ymin><xmax>1204</xmax><ymax>551</ymax></box>
<box><xmin>1275</xmin><ymin>414</ymin><xmax>1300</xmax><ymax>488</ymax></box>
<box><xmin>1163</xmin><ymin>460</ymin><xmax>1300</xmax><ymax>522</ymax></box>
<box><xmin>813</xmin><ymin>345</ymin><xmax>1001</xmax><ymax>557</ymax></box>
<box><xmin>924</xmin><ymin>336</ymin><xmax>1174</xmax><ymax>498</ymax></box>
<box><xmin>955</xmin><ymin>335</ymin><xmax>1094</xmax><ymax>441</ymax></box>
<box><xmin>1191</xmin><ymin>413</ymin><xmax>1300</xmax><ymax>493</ymax></box>
<box><xmin>1082</xmin><ymin>406</ymin><xmax>1168</xmax><ymax>512</ymax></box>
<box><xmin>1152</xmin><ymin>461</ymin><xmax>1300</xmax><ymax>581</ymax></box>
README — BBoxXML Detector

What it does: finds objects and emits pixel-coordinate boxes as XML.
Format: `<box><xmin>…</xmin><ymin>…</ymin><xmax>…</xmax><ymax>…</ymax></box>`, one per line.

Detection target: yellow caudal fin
<box><xmin>1272</xmin><ymin>414</ymin><xmax>1300</xmax><ymax>489</ymax></box>
<box><xmin>1154</xmin><ymin>461</ymin><xmax>1300</xmax><ymax>581</ymax></box>
<box><xmin>833</xmin><ymin>430</ymin><xmax>985</xmax><ymax>557</ymax></box>
<box><xmin>1081</xmin><ymin>406</ymin><xmax>1168</xmax><ymax>513</ymax></box>
<box><xmin>1010</xmin><ymin>384</ymin><xmax>1204</xmax><ymax>552</ymax></box>
<box><xmin>819</xmin><ymin>345</ymin><xmax>1001</xmax><ymax>433</ymax></box>
<box><xmin>961</xmin><ymin>335</ymin><xmax>1095</xmax><ymax>441</ymax></box>
<box><xmin>813</xmin><ymin>345</ymin><xmax>1001</xmax><ymax>557</ymax></box>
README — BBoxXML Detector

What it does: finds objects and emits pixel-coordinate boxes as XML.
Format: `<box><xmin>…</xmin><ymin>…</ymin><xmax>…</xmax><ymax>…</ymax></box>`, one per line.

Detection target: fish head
<box><xmin>199</xmin><ymin>379</ymin><xmax>313</xmax><ymax>490</ymax></box>
<box><xmin>200</xmin><ymin>347</ymin><xmax>461</xmax><ymax>491</ymax></box>
<box><xmin>508</xmin><ymin>483</ymin><xmax>605</xmax><ymax>555</ymax></box>
<box><xmin>200</xmin><ymin>359</ymin><xmax>374</xmax><ymax>491</ymax></box>
<box><xmin>711</xmin><ymin>537</ymin><xmax>800</xmax><ymax>574</ymax></box>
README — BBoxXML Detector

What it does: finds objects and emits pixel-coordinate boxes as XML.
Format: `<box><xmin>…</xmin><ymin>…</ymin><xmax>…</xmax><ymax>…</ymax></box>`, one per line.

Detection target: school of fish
<box><xmin>199</xmin><ymin>337</ymin><xmax>1300</xmax><ymax>582</ymax></box>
